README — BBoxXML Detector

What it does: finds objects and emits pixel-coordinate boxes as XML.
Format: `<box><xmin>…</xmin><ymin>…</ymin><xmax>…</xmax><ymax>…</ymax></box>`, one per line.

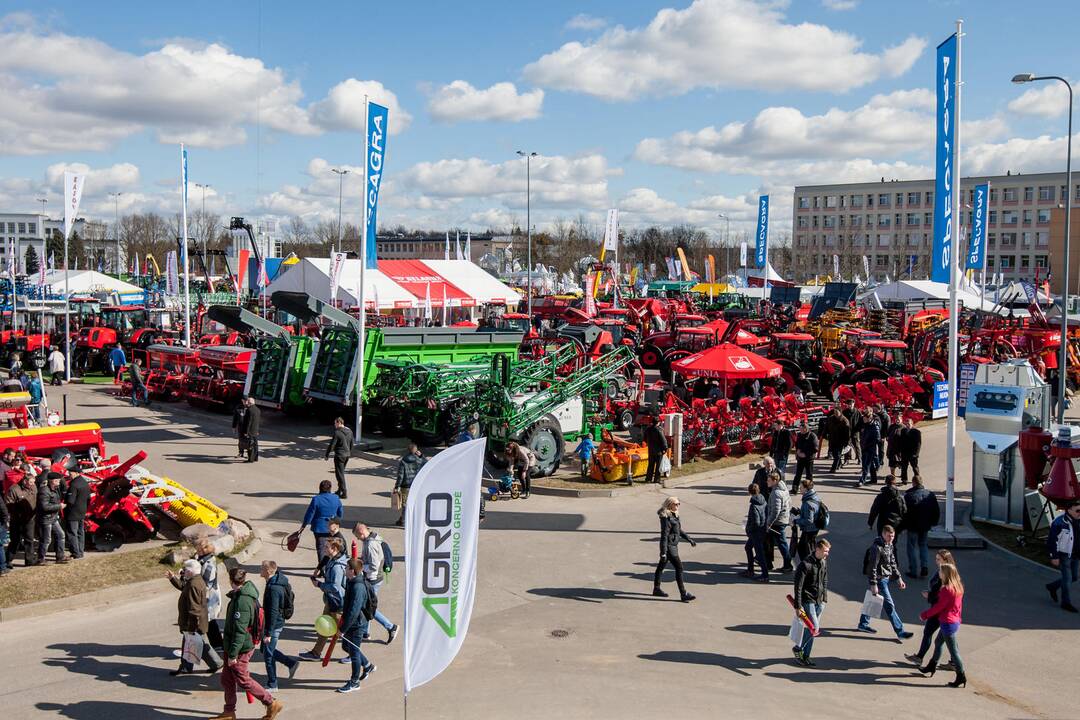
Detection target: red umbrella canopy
<box><xmin>670</xmin><ymin>343</ymin><xmax>783</xmax><ymax>380</ymax></box>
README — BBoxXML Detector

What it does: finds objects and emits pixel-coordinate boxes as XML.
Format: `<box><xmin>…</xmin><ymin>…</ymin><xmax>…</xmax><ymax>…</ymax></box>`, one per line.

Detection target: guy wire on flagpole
<box><xmin>945</xmin><ymin>18</ymin><xmax>963</xmax><ymax>533</ymax></box>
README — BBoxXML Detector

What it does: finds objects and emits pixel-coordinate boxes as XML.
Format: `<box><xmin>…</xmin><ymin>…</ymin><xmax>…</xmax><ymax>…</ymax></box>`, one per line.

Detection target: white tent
<box><xmin>735</xmin><ymin>261</ymin><xmax>785</xmax><ymax>285</ymax></box>
<box><xmin>42</xmin><ymin>270</ymin><xmax>142</xmax><ymax>295</ymax></box>
<box><xmin>856</xmin><ymin>279</ymin><xmax>1003</xmax><ymax>313</ymax></box>
<box><xmin>265</xmin><ymin>258</ymin><xmax>415</xmax><ymax>309</ymax></box>
<box><xmin>422</xmin><ymin>260</ymin><xmax>521</xmax><ymax>305</ymax></box>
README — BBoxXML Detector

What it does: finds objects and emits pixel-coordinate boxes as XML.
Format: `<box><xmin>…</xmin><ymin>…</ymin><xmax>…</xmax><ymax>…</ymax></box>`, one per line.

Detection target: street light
<box><xmin>718</xmin><ymin>213</ymin><xmax>731</xmax><ymax>276</ymax></box>
<box><xmin>330</xmin><ymin>168</ymin><xmax>349</xmax><ymax>254</ymax></box>
<box><xmin>1013</xmin><ymin>72</ymin><xmax>1073</xmax><ymax>423</ymax></box>
<box><xmin>109</xmin><ymin>192</ymin><xmax>122</xmax><ymax>275</ymax></box>
<box><xmin>516</xmin><ymin>151</ymin><xmax>538</xmax><ymax>314</ymax></box>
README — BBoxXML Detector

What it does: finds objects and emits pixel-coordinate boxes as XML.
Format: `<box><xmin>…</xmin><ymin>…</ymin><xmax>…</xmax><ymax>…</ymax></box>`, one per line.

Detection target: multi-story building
<box><xmin>791</xmin><ymin>172</ymin><xmax>1080</xmax><ymax>283</ymax></box>
<box><xmin>375</xmin><ymin>234</ymin><xmax>514</xmax><ymax>263</ymax></box>
<box><xmin>0</xmin><ymin>212</ymin><xmax>117</xmax><ymax>271</ymax></box>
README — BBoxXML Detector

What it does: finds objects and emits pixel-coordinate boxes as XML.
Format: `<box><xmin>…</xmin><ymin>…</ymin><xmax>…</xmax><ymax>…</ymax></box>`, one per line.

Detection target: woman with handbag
<box><xmin>167</xmin><ymin>559</ymin><xmax>222</xmax><ymax>675</ymax></box>
<box><xmin>195</xmin><ymin>538</ymin><xmax>224</xmax><ymax>653</ymax></box>
<box><xmin>653</xmin><ymin>497</ymin><xmax>696</xmax><ymax>602</ymax></box>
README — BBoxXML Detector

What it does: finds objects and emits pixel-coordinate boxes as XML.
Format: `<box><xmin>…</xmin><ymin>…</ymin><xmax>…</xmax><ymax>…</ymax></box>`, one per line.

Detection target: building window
<box><xmin>1024</xmin><ymin>186</ymin><xmax>1034</xmax><ymax>202</ymax></box>
<box><xmin>1000</xmin><ymin>232</ymin><xmax>1017</xmax><ymax>247</ymax></box>
<box><xmin>988</xmin><ymin>210</ymin><xmax>997</xmax><ymax>224</ymax></box>
<box><xmin>1020</xmin><ymin>256</ymin><xmax>1030</xmax><ymax>269</ymax></box>
<box><xmin>851</xmin><ymin>195</ymin><xmax>864</xmax><ymax>208</ymax></box>
<box><xmin>825</xmin><ymin>195</ymin><xmax>838</xmax><ymax>208</ymax></box>
<box><xmin>878</xmin><ymin>234</ymin><xmax>891</xmax><ymax>247</ymax></box>
<box><xmin>923</xmin><ymin>212</ymin><xmax>932</xmax><ymax>226</ymax></box>
<box><xmin>812</xmin><ymin>216</ymin><xmax>820</xmax><ymax>228</ymax></box>
<box><xmin>876</xmin><ymin>256</ymin><xmax>887</xmax><ymax>268</ymax></box>
<box><xmin>878</xmin><ymin>216</ymin><xmax>891</xmax><ymax>228</ymax></box>
<box><xmin>17</xmin><ymin>223</ymin><xmax>25</xmax><ymax>233</ymax></box>
<box><xmin>813</xmin><ymin>196</ymin><xmax>822</xmax><ymax>209</ymax></box>
<box><xmin>1002</xmin><ymin>210</ymin><xmax>1018</xmax><ymax>225</ymax></box>
<box><xmin>27</xmin><ymin>223</ymin><xmax>36</xmax><ymax>234</ymax></box>
<box><xmin>1038</xmin><ymin>185</ymin><xmax>1055</xmax><ymax>201</ymax></box>
<box><xmin>908</xmin><ymin>192</ymin><xmax>920</xmax><ymax>206</ymax></box>
<box><xmin>823</xmin><ymin>216</ymin><xmax>836</xmax><ymax>228</ymax></box>
<box><xmin>925</xmin><ymin>191</ymin><xmax>933</xmax><ymax>205</ymax></box>
<box><xmin>1037</xmin><ymin>209</ymin><xmax>1051</xmax><ymax>224</ymax></box>
<box><xmin>1036</xmin><ymin>255</ymin><xmax>1048</xmax><ymax>268</ymax></box>
<box><xmin>906</xmin><ymin>213</ymin><xmax>920</xmax><ymax>226</ymax></box>
<box><xmin>1037</xmin><ymin>232</ymin><xmax>1049</xmax><ymax>246</ymax></box>
<box><xmin>797</xmin><ymin>216</ymin><xmax>809</xmax><ymax>229</ymax></box>
<box><xmin>895</xmin><ymin>193</ymin><xmax>904</xmax><ymax>207</ymax></box>
<box><xmin>1023</xmin><ymin>209</ymin><xmax>1033</xmax><ymax>225</ymax></box>
<box><xmin>988</xmin><ymin>232</ymin><xmax>996</xmax><ymax>248</ymax></box>
<box><xmin>878</xmin><ymin>193</ymin><xmax>890</xmax><ymax>207</ymax></box>
<box><xmin>1022</xmin><ymin>231</ymin><xmax>1034</xmax><ymax>246</ymax></box>
<box><xmin>1002</xmin><ymin>187</ymin><xmax>1018</xmax><ymax>202</ymax></box>
<box><xmin>1000</xmin><ymin>256</ymin><xmax>1014</xmax><ymax>269</ymax></box>
<box><xmin>987</xmin><ymin>257</ymin><xmax>995</xmax><ymax>268</ymax></box>
<box><xmin>989</xmin><ymin>188</ymin><xmax>999</xmax><ymax>203</ymax></box>
<box><xmin>798</xmin><ymin>197</ymin><xmax>810</xmax><ymax>209</ymax></box>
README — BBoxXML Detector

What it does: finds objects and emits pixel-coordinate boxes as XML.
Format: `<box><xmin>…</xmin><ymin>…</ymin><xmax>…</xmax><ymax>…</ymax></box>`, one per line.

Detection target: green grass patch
<box><xmin>972</xmin><ymin>520</ymin><xmax>1054</xmax><ymax>569</ymax></box>
<box><xmin>78</xmin><ymin>375</ymin><xmax>119</xmax><ymax>385</ymax></box>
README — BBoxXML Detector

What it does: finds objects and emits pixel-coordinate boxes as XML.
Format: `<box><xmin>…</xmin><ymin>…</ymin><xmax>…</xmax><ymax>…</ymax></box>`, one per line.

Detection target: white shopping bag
<box><xmin>788</xmin><ymin>616</ymin><xmax>804</xmax><ymax>645</ymax></box>
<box><xmin>659</xmin><ymin>454</ymin><xmax>672</xmax><ymax>476</ymax></box>
<box><xmin>181</xmin><ymin>632</ymin><xmax>204</xmax><ymax>668</ymax></box>
<box><xmin>860</xmin><ymin>589</ymin><xmax>884</xmax><ymax>618</ymax></box>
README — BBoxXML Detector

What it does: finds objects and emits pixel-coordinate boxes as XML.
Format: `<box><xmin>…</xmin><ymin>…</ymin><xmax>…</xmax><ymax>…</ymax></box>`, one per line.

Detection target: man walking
<box><xmin>36</xmin><ymin>472</ymin><xmax>67</xmax><ymax>564</ymax></box>
<box><xmin>326</xmin><ymin>417</ymin><xmax>354</xmax><ymax>499</ymax></box>
<box><xmin>899</xmin><ymin>417</ymin><xmax>922</xmax><ymax>486</ymax></box>
<box><xmin>792</xmin><ymin>538</ymin><xmax>830</xmax><ymax>666</ymax></box>
<box><xmin>260</xmin><ymin>560</ymin><xmax>298</xmax><ymax>689</ymax></box>
<box><xmin>47</xmin><ymin>346</ymin><xmax>66</xmax><ymax>386</ymax></box>
<box><xmin>210</xmin><ymin>568</ymin><xmax>282</xmax><ymax>720</ymax></box>
<box><xmin>353</xmin><ymin>523</ymin><xmax>399</xmax><ymax>643</ymax></box>
<box><xmin>298</xmin><ymin>538</ymin><xmax>348</xmax><ymax>662</ymax></box>
<box><xmin>644</xmin><ymin>416</ymin><xmax>668</xmax><ymax>484</ymax></box>
<box><xmin>857</xmin><ymin>525</ymin><xmax>914</xmax><ymax>639</ymax></box>
<box><xmin>128</xmin><ymin>359</ymin><xmax>149</xmax><ymax>407</ymax></box>
<box><xmin>828</xmin><ymin>408</ymin><xmax>850</xmax><ymax>473</ymax></box>
<box><xmin>793</xmin><ymin>479</ymin><xmax>823</xmax><ymax>563</ymax></box>
<box><xmin>858</xmin><ymin>409</ymin><xmax>880</xmax><ymax>486</ymax></box>
<box><xmin>394</xmin><ymin>443</ymin><xmax>425</xmax><ymax>526</ymax></box>
<box><xmin>791</xmin><ymin>421</ymin><xmax>817</xmax><ymax>493</ymax></box>
<box><xmin>902</xmin><ymin>476</ymin><xmax>939</xmax><ymax>578</ymax></box>
<box><xmin>298</xmin><ymin>480</ymin><xmax>344</xmax><ymax>565</ymax></box>
<box><xmin>766</xmin><ymin>471</ymin><xmax>793</xmax><ymax>573</ymax></box>
<box><xmin>843</xmin><ymin>399</ymin><xmax>861</xmax><ymax>463</ymax></box>
<box><xmin>743</xmin><ymin>483</ymin><xmax>769</xmax><ymax>582</ymax></box>
<box><xmin>231</xmin><ymin>399</ymin><xmax>248</xmax><ymax>459</ymax></box>
<box><xmin>1046</xmin><ymin>499</ymin><xmax>1080</xmax><ymax>613</ymax></box>
<box><xmin>868</xmin><ymin>475</ymin><xmax>907</xmax><ymax>536</ymax></box>
<box><xmin>336</xmin><ymin>558</ymin><xmax>376</xmax><ymax>693</ymax></box>
<box><xmin>63</xmin><ymin>469</ymin><xmax>90</xmax><ymax>559</ymax></box>
<box><xmin>167</xmin><ymin>559</ymin><xmax>222</xmax><ymax>675</ymax></box>
<box><xmin>240</xmin><ymin>397</ymin><xmax>260</xmax><ymax>462</ymax></box>
<box><xmin>769</xmin><ymin>420</ymin><xmax>792</xmax><ymax>479</ymax></box>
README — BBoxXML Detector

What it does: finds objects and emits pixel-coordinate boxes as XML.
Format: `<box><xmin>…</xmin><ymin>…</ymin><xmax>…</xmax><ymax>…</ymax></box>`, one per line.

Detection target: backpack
<box><xmin>281</xmin><ymin>578</ymin><xmax>295</xmax><ymax>621</ymax></box>
<box><xmin>248</xmin><ymin>594</ymin><xmax>265</xmax><ymax>639</ymax></box>
<box><xmin>814</xmin><ymin>500</ymin><xmax>830</xmax><ymax>530</ymax></box>
<box><xmin>380</xmin><ymin>539</ymin><xmax>394</xmax><ymax>573</ymax></box>
<box><xmin>361</xmin><ymin>578</ymin><xmax>379</xmax><ymax>621</ymax></box>
<box><xmin>861</xmin><ymin>545</ymin><xmax>875</xmax><ymax>577</ymax></box>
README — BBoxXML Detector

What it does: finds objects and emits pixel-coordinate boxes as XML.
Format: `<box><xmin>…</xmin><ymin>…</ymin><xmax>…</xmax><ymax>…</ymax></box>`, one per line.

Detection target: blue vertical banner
<box><xmin>932</xmin><ymin>33</ymin><xmax>957</xmax><ymax>283</ymax></box>
<box><xmin>180</xmin><ymin>146</ymin><xmax>189</xmax><ymax>267</ymax></box>
<box><xmin>754</xmin><ymin>194</ymin><xmax>769</xmax><ymax>269</ymax></box>
<box><xmin>966</xmin><ymin>182</ymin><xmax>988</xmax><ymax>270</ymax></box>
<box><xmin>365</xmin><ymin>101</ymin><xmax>389</xmax><ymax>270</ymax></box>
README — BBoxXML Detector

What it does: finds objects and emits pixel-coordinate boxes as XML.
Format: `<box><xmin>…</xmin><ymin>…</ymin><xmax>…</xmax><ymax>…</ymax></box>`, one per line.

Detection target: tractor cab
<box><xmin>771</xmin><ymin>333</ymin><xmax>817</xmax><ymax>365</ymax></box>
<box><xmin>673</xmin><ymin>313</ymin><xmax>708</xmax><ymax>330</ymax></box>
<box><xmin>490</xmin><ymin>313</ymin><xmax>533</xmax><ymax>334</ymax></box>
<box><xmin>672</xmin><ymin>326</ymin><xmax>718</xmax><ymax>353</ymax></box>
<box><xmin>855</xmin><ymin>339</ymin><xmax>909</xmax><ymax>373</ymax></box>
<box><xmin>99</xmin><ymin>305</ymin><xmax>147</xmax><ymax>335</ymax></box>
<box><xmin>69</xmin><ymin>298</ymin><xmax>103</xmax><ymax>328</ymax></box>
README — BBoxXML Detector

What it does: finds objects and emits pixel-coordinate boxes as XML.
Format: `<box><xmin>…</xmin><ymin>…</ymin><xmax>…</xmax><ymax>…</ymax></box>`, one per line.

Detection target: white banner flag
<box><xmin>465</xmin><ymin>231</ymin><xmax>472</xmax><ymax>262</ymax></box>
<box><xmin>328</xmin><ymin>251</ymin><xmax>347</xmax><ymax>305</ymax></box>
<box><xmin>444</xmin><ymin>231</ymin><xmax>450</xmax><ymax>261</ymax></box>
<box><xmin>739</xmin><ymin>241</ymin><xmax>747</xmax><ymax>267</ymax></box>
<box><xmin>862</xmin><ymin>255</ymin><xmax>870</xmax><ymax>279</ymax></box>
<box><xmin>39</xmin><ymin>240</ymin><xmax>46</xmax><ymax>287</ymax></box>
<box><xmin>63</xmin><ymin>171</ymin><xmax>85</xmax><ymax>241</ymax></box>
<box><xmin>424</xmin><ymin>282</ymin><xmax>433</xmax><ymax>319</ymax></box>
<box><xmin>404</xmin><ymin>438</ymin><xmax>484</xmax><ymax>694</ymax></box>
<box><xmin>833</xmin><ymin>254</ymin><xmax>839</xmax><ymax>278</ymax></box>
<box><xmin>455</xmin><ymin>231</ymin><xmax>462</xmax><ymax>261</ymax></box>
<box><xmin>603</xmin><ymin>208</ymin><xmax>619</xmax><ymax>252</ymax></box>
<box><xmin>165</xmin><ymin>250</ymin><xmax>179</xmax><ymax>295</ymax></box>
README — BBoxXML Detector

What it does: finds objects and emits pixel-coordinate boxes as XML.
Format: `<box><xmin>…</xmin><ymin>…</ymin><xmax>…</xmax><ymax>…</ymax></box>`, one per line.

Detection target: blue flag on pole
<box><xmin>931</xmin><ymin>33</ymin><xmax>957</xmax><ymax>283</ymax></box>
<box><xmin>365</xmin><ymin>102</ymin><xmax>389</xmax><ymax>270</ymax></box>
<box><xmin>966</xmin><ymin>183</ymin><xmax>988</xmax><ymax>270</ymax></box>
<box><xmin>754</xmin><ymin>195</ymin><xmax>769</xmax><ymax>269</ymax></box>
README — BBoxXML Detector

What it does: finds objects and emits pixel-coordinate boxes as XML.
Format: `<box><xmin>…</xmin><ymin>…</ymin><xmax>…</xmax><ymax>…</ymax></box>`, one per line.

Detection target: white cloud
<box><xmin>44</xmin><ymin>162</ymin><xmax>141</xmax><ymax>193</ymax></box>
<box><xmin>427</xmin><ymin>81</ymin><xmax>543</xmax><ymax>123</ymax></box>
<box><xmin>822</xmin><ymin>0</ymin><xmax>858</xmax><ymax>10</ymax></box>
<box><xmin>565</xmin><ymin>14</ymin><xmax>608</xmax><ymax>31</ymax></box>
<box><xmin>964</xmin><ymin>133</ymin><xmax>1079</xmax><ymax>177</ymax></box>
<box><xmin>306</xmin><ymin>79</ymin><xmax>412</xmax><ymax>134</ymax></box>
<box><xmin>523</xmin><ymin>0</ymin><xmax>925</xmax><ymax>100</ymax></box>
<box><xmin>1007</xmin><ymin>82</ymin><xmax>1072</xmax><ymax>118</ymax></box>
<box><xmin>0</xmin><ymin>18</ymin><xmax>409</xmax><ymax>152</ymax></box>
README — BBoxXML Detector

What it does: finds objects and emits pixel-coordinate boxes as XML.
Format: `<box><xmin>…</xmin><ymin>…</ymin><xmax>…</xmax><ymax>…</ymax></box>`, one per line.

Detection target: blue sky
<box><xmin>1</xmin><ymin>0</ymin><xmax>1076</xmax><ymax>240</ymax></box>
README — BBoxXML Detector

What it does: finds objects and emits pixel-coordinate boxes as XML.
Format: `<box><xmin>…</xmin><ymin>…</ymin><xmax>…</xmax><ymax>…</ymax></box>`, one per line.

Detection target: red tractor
<box><xmin>73</xmin><ymin>305</ymin><xmax>149</xmax><ymax>373</ymax></box>
<box><xmin>638</xmin><ymin>313</ymin><xmax>709</xmax><ymax>368</ymax></box>
<box><xmin>186</xmin><ymin>345</ymin><xmax>255</xmax><ymax>413</ymax></box>
<box><xmin>767</xmin><ymin>332</ymin><xmax>843</xmax><ymax>396</ymax></box>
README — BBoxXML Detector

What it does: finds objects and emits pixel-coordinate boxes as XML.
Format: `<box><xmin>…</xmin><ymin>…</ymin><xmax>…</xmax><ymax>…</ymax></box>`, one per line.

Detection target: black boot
<box><xmin>918</xmin><ymin>661</ymin><xmax>937</xmax><ymax>677</ymax></box>
<box><xmin>948</xmin><ymin>671</ymin><xmax>967</xmax><ymax>688</ymax></box>
<box><xmin>652</xmin><ymin>585</ymin><xmax>668</xmax><ymax>598</ymax></box>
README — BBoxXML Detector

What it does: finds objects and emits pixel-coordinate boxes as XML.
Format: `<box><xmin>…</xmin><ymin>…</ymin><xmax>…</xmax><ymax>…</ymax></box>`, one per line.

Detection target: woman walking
<box><xmin>907</xmin><ymin>550</ymin><xmax>955</xmax><ymax>668</ymax></box>
<box><xmin>653</xmin><ymin>497</ymin><xmax>697</xmax><ymax>602</ymax></box>
<box><xmin>196</xmin><ymin>538</ymin><xmax>224</xmax><ymax>652</ymax></box>
<box><xmin>167</xmin><ymin>559</ymin><xmax>222</xmax><ymax>675</ymax></box>
<box><xmin>917</xmin><ymin>562</ymin><xmax>967</xmax><ymax>688</ymax></box>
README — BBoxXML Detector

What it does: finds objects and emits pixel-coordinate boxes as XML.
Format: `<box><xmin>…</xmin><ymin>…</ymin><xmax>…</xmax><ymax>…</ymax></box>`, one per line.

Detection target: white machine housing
<box><xmin>966</xmin><ymin>360</ymin><xmax>1051</xmax><ymax>528</ymax></box>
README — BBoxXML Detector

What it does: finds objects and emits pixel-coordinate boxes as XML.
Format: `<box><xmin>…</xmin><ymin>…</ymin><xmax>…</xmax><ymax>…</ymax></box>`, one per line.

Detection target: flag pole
<box><xmin>181</xmin><ymin>144</ymin><xmax>192</xmax><ymax>347</ymax></box>
<box><xmin>945</xmin><ymin>19</ymin><xmax>963</xmax><ymax>533</ymax></box>
<box><xmin>356</xmin><ymin>96</ymin><xmax>369</xmax><ymax>440</ymax></box>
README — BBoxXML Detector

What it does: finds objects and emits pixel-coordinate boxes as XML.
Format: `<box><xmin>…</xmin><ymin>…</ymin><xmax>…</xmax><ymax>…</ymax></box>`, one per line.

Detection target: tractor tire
<box><xmin>522</xmin><ymin>417</ymin><xmax>564</xmax><ymax>477</ymax></box>
<box><xmin>616</xmin><ymin>407</ymin><xmax>635</xmax><ymax>431</ymax></box>
<box><xmin>639</xmin><ymin>345</ymin><xmax>662</xmax><ymax>369</ymax></box>
<box><xmin>379</xmin><ymin>407</ymin><xmax>407</xmax><ymax>437</ymax></box>
<box><xmin>92</xmin><ymin>522</ymin><xmax>125</xmax><ymax>552</ymax></box>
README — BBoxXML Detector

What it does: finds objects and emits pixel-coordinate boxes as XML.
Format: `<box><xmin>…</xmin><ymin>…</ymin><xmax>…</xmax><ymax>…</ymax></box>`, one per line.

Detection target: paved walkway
<box><xmin>1</xmin><ymin>383</ymin><xmax>1077</xmax><ymax>719</ymax></box>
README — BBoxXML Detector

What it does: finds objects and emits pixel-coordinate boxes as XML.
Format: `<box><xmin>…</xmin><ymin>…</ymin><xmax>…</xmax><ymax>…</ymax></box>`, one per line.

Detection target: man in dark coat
<box><xmin>337</xmin><ymin>558</ymin><xmax>376</xmax><ymax>693</ymax></box>
<box><xmin>828</xmin><ymin>409</ymin><xmax>851</xmax><ymax>472</ymax></box>
<box><xmin>215</xmin><ymin>568</ymin><xmax>281</xmax><ymax>719</ymax></box>
<box><xmin>874</xmin><ymin>403</ymin><xmax>890</xmax><ymax>466</ymax></box>
<box><xmin>63</xmin><ymin>471</ymin><xmax>90</xmax><ymax>559</ymax></box>
<box><xmin>769</xmin><ymin>420</ymin><xmax>792</xmax><ymax>479</ymax></box>
<box><xmin>644</xmin><ymin>416</ymin><xmax>668</xmax><ymax>485</ymax></box>
<box><xmin>36</xmin><ymin>472</ymin><xmax>67</xmax><ymax>564</ymax></box>
<box><xmin>902</xmin><ymin>476</ymin><xmax>939</xmax><ymax>578</ymax></box>
<box><xmin>868</xmin><ymin>475</ymin><xmax>907</xmax><ymax>535</ymax></box>
<box><xmin>4</xmin><ymin>471</ymin><xmax>37</xmax><ymax>566</ymax></box>
<box><xmin>898</xmin><ymin>417</ymin><xmax>922</xmax><ymax>485</ymax></box>
<box><xmin>0</xmin><ymin>493</ymin><xmax>10</xmax><ymax>575</ymax></box>
<box><xmin>858</xmin><ymin>409</ymin><xmax>880</xmax><ymax>486</ymax></box>
<box><xmin>843</xmin><ymin>400</ymin><xmax>862</xmax><ymax>462</ymax></box>
<box><xmin>791</xmin><ymin>421</ymin><xmax>818</xmax><ymax>493</ymax></box>
<box><xmin>240</xmin><ymin>397</ymin><xmax>261</xmax><ymax>463</ymax></box>
<box><xmin>231</xmin><ymin>400</ymin><xmax>248</xmax><ymax>458</ymax></box>
<box><xmin>168</xmin><ymin>559</ymin><xmax>222</xmax><ymax>674</ymax></box>
<box><xmin>792</xmin><ymin>537</ymin><xmax>830</xmax><ymax>665</ymax></box>
<box><xmin>260</xmin><ymin>560</ymin><xmax>298</xmax><ymax>689</ymax></box>
<box><xmin>743</xmin><ymin>483</ymin><xmax>769</xmax><ymax>582</ymax></box>
<box><xmin>325</xmin><ymin>417</ymin><xmax>354</xmax><ymax>499</ymax></box>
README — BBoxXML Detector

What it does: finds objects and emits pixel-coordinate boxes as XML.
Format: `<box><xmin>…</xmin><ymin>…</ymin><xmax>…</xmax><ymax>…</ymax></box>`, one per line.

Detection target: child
<box><xmin>574</xmin><ymin>435</ymin><xmax>596</xmax><ymax>480</ymax></box>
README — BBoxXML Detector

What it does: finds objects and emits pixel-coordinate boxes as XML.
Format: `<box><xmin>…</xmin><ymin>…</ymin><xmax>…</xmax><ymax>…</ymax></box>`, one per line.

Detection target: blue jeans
<box><xmin>799</xmin><ymin>602</ymin><xmax>823</xmax><ymax>658</ymax></box>
<box><xmin>131</xmin><ymin>385</ymin><xmax>148</xmax><ymax>406</ymax></box>
<box><xmin>772</xmin><ymin>456</ymin><xmax>788</xmax><ymax>479</ymax></box>
<box><xmin>343</xmin><ymin>629</ymin><xmax>371</xmax><ymax>683</ymax></box>
<box><xmin>860</xmin><ymin>452</ymin><xmax>878</xmax><ymax>484</ymax></box>
<box><xmin>0</xmin><ymin>525</ymin><xmax>9</xmax><ymax>570</ymax></box>
<box><xmin>371</xmin><ymin>579</ymin><xmax>394</xmax><ymax>631</ymax></box>
<box><xmin>262</xmin><ymin>627</ymin><xmax>296</xmax><ymax>687</ymax></box>
<box><xmin>906</xmin><ymin>529</ymin><xmax>929</xmax><ymax>575</ymax></box>
<box><xmin>1048</xmin><ymin>555</ymin><xmax>1080</xmax><ymax>608</ymax></box>
<box><xmin>859</xmin><ymin>579</ymin><xmax>905</xmax><ymax>634</ymax></box>
<box><xmin>771</xmin><ymin>524</ymin><xmax>791</xmax><ymax>568</ymax></box>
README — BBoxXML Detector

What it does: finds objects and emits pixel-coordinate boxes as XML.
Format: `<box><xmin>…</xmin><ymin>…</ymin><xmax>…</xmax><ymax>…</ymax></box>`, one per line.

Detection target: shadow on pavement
<box><xmin>36</xmin><ymin>702</ymin><xmax>205</xmax><ymax>720</ymax></box>
<box><xmin>528</xmin><ymin>586</ymin><xmax>668</xmax><ymax>604</ymax></box>
<box><xmin>44</xmin><ymin>643</ymin><xmax>212</xmax><ymax>695</ymax></box>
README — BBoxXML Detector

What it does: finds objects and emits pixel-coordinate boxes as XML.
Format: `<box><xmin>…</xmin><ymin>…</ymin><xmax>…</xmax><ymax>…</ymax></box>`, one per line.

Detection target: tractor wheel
<box><xmin>92</xmin><ymin>522</ymin><xmax>125</xmax><ymax>552</ymax></box>
<box><xmin>522</xmin><ymin>417</ymin><xmax>564</xmax><ymax>477</ymax></box>
<box><xmin>616</xmin><ymin>407</ymin><xmax>635</xmax><ymax>430</ymax></box>
<box><xmin>114</xmin><ymin>511</ymin><xmax>157</xmax><ymax>543</ymax></box>
<box><xmin>639</xmin><ymin>345</ymin><xmax>662</xmax><ymax>369</ymax></box>
<box><xmin>379</xmin><ymin>408</ymin><xmax>407</xmax><ymax>437</ymax></box>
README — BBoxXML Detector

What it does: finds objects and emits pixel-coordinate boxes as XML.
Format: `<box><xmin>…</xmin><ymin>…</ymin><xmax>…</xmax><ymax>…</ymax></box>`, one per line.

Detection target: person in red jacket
<box><xmin>917</xmin><ymin>563</ymin><xmax>966</xmax><ymax>688</ymax></box>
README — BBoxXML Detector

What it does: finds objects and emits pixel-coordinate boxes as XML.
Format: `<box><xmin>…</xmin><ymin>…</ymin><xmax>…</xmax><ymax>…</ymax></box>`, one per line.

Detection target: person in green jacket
<box><xmin>210</xmin><ymin>568</ymin><xmax>282</xmax><ymax>720</ymax></box>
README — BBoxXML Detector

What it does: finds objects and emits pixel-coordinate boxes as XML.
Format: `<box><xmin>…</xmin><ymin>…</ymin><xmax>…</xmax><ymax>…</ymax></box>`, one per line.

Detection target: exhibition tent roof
<box><xmin>670</xmin><ymin>343</ymin><xmax>783</xmax><ymax>380</ymax></box>
<box><xmin>265</xmin><ymin>258</ymin><xmax>416</xmax><ymax>309</ymax></box>
<box><xmin>378</xmin><ymin>259</ymin><xmax>473</xmax><ymax>307</ymax></box>
<box><xmin>421</xmin><ymin>260</ymin><xmax>521</xmax><ymax>305</ymax></box>
<box><xmin>42</xmin><ymin>270</ymin><xmax>143</xmax><ymax>296</ymax></box>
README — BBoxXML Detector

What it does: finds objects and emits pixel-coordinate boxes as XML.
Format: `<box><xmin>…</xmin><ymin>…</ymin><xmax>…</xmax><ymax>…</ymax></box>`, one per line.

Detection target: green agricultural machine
<box><xmin>477</xmin><ymin>344</ymin><xmax>640</xmax><ymax>476</ymax></box>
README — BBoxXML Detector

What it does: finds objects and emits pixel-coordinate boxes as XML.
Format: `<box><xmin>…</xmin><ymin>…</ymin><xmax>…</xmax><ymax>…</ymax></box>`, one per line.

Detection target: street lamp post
<box><xmin>331</xmin><ymin>168</ymin><xmax>349</xmax><ymax>255</ymax></box>
<box><xmin>1013</xmin><ymin>73</ymin><xmax>1073</xmax><ymax>423</ymax></box>
<box><xmin>718</xmin><ymin>213</ymin><xmax>731</xmax><ymax>276</ymax></box>
<box><xmin>109</xmin><ymin>192</ymin><xmax>122</xmax><ymax>275</ymax></box>
<box><xmin>517</xmin><ymin>151</ymin><xmax>537</xmax><ymax>314</ymax></box>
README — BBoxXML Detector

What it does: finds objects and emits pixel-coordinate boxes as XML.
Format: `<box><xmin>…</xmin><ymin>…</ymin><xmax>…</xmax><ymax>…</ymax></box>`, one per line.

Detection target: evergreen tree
<box><xmin>24</xmin><ymin>245</ymin><xmax>39</xmax><ymax>275</ymax></box>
